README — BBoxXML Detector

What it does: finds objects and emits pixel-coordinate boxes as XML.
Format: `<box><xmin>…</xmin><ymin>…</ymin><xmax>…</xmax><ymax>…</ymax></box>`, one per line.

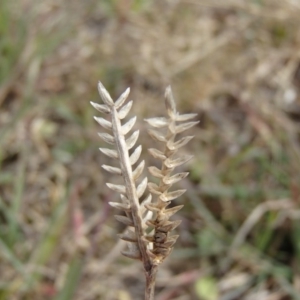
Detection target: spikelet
<box><xmin>91</xmin><ymin>82</ymin><xmax>152</xmax><ymax>266</ymax></box>
<box><xmin>145</xmin><ymin>86</ymin><xmax>199</xmax><ymax>264</ymax></box>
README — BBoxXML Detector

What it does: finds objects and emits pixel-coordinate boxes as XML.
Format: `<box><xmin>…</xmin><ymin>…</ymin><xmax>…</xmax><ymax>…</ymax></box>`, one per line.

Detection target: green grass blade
<box><xmin>8</xmin><ymin>145</ymin><xmax>27</xmax><ymax>246</ymax></box>
<box><xmin>21</xmin><ymin>189</ymin><xmax>69</xmax><ymax>292</ymax></box>
<box><xmin>0</xmin><ymin>238</ymin><xmax>25</xmax><ymax>276</ymax></box>
<box><xmin>54</xmin><ymin>256</ymin><xmax>83</xmax><ymax>300</ymax></box>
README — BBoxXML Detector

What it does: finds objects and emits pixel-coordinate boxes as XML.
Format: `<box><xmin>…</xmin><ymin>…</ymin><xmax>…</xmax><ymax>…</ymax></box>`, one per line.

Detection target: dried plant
<box><xmin>91</xmin><ymin>82</ymin><xmax>198</xmax><ymax>299</ymax></box>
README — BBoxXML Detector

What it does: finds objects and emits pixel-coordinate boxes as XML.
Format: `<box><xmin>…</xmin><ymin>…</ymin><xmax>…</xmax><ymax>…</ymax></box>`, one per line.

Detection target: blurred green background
<box><xmin>1</xmin><ymin>0</ymin><xmax>300</xmax><ymax>299</ymax></box>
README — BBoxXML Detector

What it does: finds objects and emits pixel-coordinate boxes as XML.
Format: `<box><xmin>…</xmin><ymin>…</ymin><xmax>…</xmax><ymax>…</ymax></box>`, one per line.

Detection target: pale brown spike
<box><xmin>99</xmin><ymin>148</ymin><xmax>118</xmax><ymax>159</ymax></box>
<box><xmin>159</xmin><ymin>189</ymin><xmax>186</xmax><ymax>202</ymax></box>
<box><xmin>102</xmin><ymin>165</ymin><xmax>122</xmax><ymax>175</ymax></box>
<box><xmin>97</xmin><ymin>81</ymin><xmax>114</xmax><ymax>106</ymax></box>
<box><xmin>147</xmin><ymin>182</ymin><xmax>162</xmax><ymax>195</ymax></box>
<box><xmin>162</xmin><ymin>172</ymin><xmax>189</xmax><ymax>185</ymax></box>
<box><xmin>144</xmin><ymin>117</ymin><xmax>168</xmax><ymax>128</ymax></box>
<box><xmin>132</xmin><ymin>160</ymin><xmax>145</xmax><ymax>181</ymax></box>
<box><xmin>98</xmin><ymin>132</ymin><xmax>115</xmax><ymax>145</ymax></box>
<box><xmin>164</xmin><ymin>155</ymin><xmax>193</xmax><ymax>168</ymax></box>
<box><xmin>90</xmin><ymin>101</ymin><xmax>110</xmax><ymax>114</ymax></box>
<box><xmin>94</xmin><ymin>116</ymin><xmax>112</xmax><ymax>130</ymax></box>
<box><xmin>147</xmin><ymin>129</ymin><xmax>167</xmax><ymax>143</ymax></box>
<box><xmin>130</xmin><ymin>145</ymin><xmax>142</xmax><ymax>165</ymax></box>
<box><xmin>126</xmin><ymin>130</ymin><xmax>139</xmax><ymax>150</ymax></box>
<box><xmin>118</xmin><ymin>100</ymin><xmax>133</xmax><ymax>119</ymax></box>
<box><xmin>106</xmin><ymin>183</ymin><xmax>126</xmax><ymax>194</ymax></box>
<box><xmin>167</xmin><ymin>136</ymin><xmax>194</xmax><ymax>151</ymax></box>
<box><xmin>118</xmin><ymin>230</ymin><xmax>137</xmax><ymax>242</ymax></box>
<box><xmin>165</xmin><ymin>86</ymin><xmax>177</xmax><ymax>118</ymax></box>
<box><xmin>122</xmin><ymin>116</ymin><xmax>136</xmax><ymax>135</ymax></box>
<box><xmin>174</xmin><ymin>121</ymin><xmax>199</xmax><ymax>134</ymax></box>
<box><xmin>115</xmin><ymin>87</ymin><xmax>130</xmax><ymax>109</ymax></box>
<box><xmin>148</xmin><ymin>166</ymin><xmax>164</xmax><ymax>178</ymax></box>
<box><xmin>108</xmin><ymin>202</ymin><xmax>131</xmax><ymax>212</ymax></box>
<box><xmin>114</xmin><ymin>215</ymin><xmax>134</xmax><ymax>226</ymax></box>
<box><xmin>92</xmin><ymin>81</ymin><xmax>197</xmax><ymax>290</ymax></box>
<box><xmin>148</xmin><ymin>148</ymin><xmax>166</xmax><ymax>160</ymax></box>
<box><xmin>176</xmin><ymin>113</ymin><xmax>198</xmax><ymax>122</ymax></box>
<box><xmin>137</xmin><ymin>177</ymin><xmax>148</xmax><ymax>198</ymax></box>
